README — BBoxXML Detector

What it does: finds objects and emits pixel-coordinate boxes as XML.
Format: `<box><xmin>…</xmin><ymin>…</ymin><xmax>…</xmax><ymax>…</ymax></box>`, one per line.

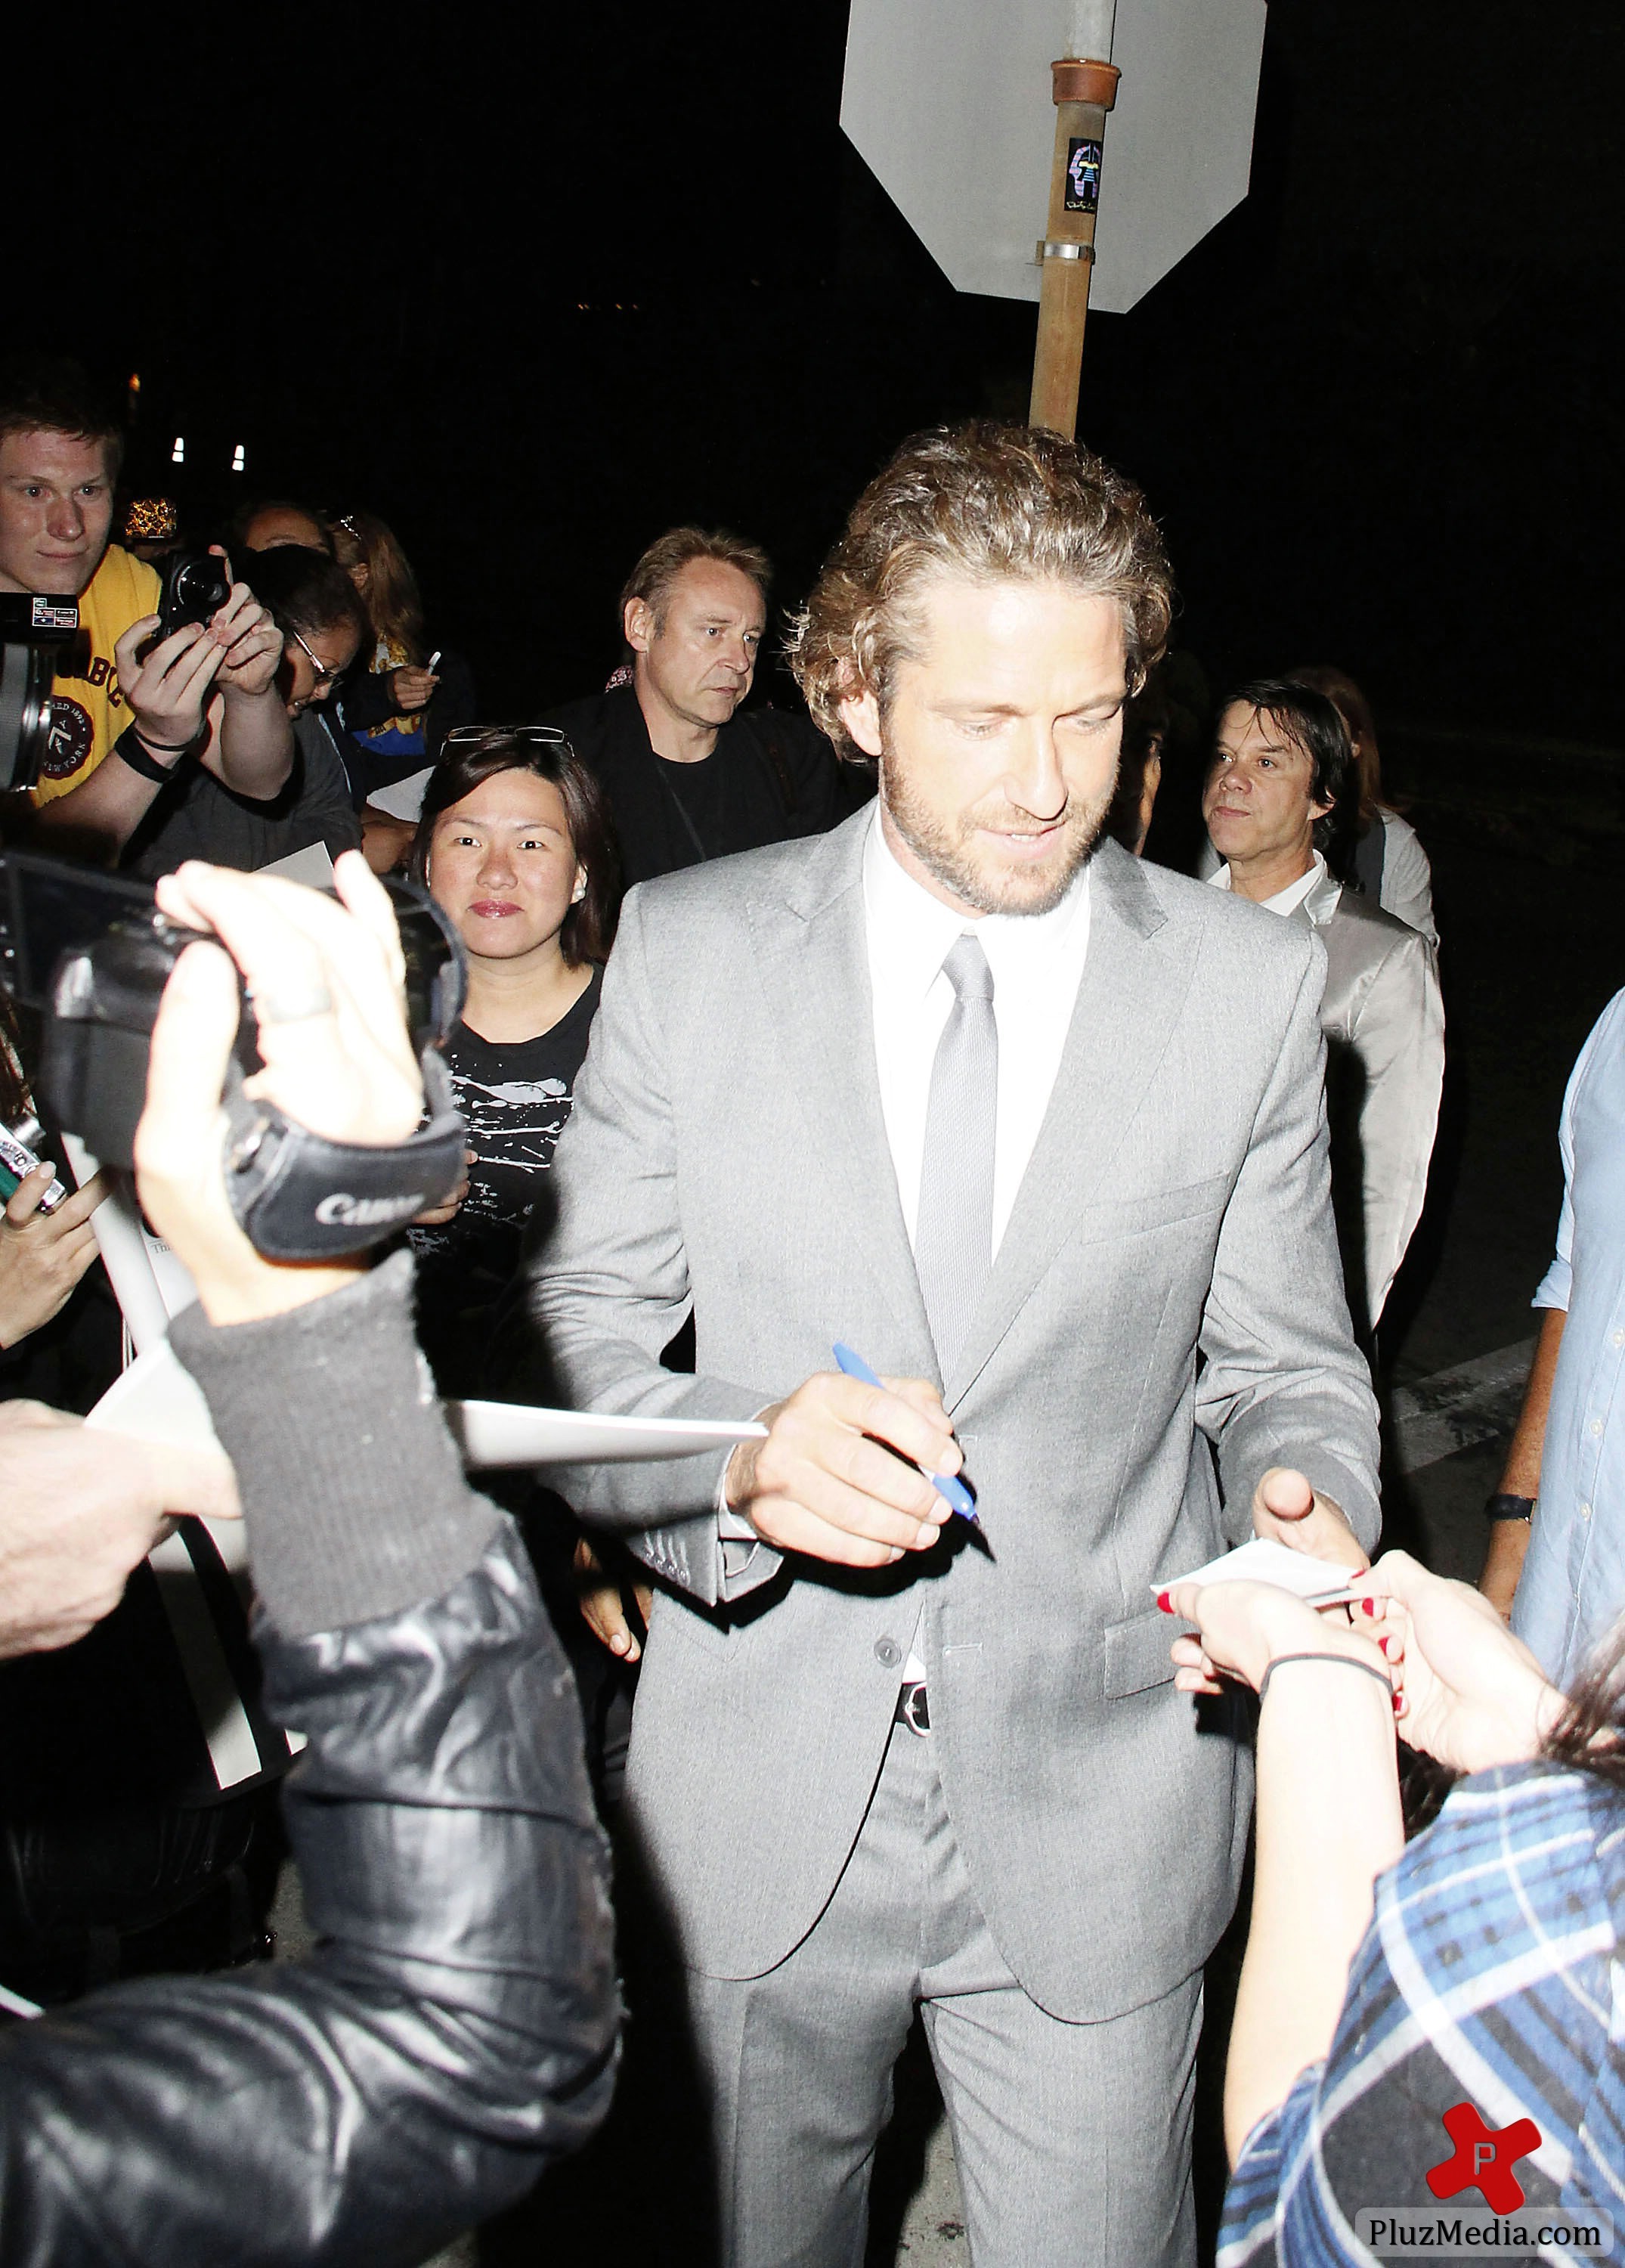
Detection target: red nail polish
<box><xmin>1361</xmin><ymin>1597</ymin><xmax>1378</xmax><ymax>1617</ymax></box>
<box><xmin>1156</xmin><ymin>1590</ymin><xmax>1172</xmax><ymax>1614</ymax></box>
<box><xmin>1392</xmin><ymin>1692</ymin><xmax>1405</xmax><ymax>1715</ymax></box>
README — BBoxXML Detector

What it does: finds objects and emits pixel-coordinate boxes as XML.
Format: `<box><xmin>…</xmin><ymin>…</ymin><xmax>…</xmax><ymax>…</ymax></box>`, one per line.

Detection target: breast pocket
<box><xmin>1071</xmin><ymin>1170</ymin><xmax>1233</xmax><ymax>1250</ymax></box>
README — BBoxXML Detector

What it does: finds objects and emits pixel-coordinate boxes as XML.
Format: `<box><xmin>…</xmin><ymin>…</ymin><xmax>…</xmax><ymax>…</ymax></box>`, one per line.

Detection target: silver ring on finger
<box><xmin>253</xmin><ymin>984</ymin><xmax>335</xmax><ymax>1024</ymax></box>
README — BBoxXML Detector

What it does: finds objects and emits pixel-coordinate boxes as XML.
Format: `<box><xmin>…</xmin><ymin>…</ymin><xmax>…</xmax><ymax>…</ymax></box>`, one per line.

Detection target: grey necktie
<box><xmin>913</xmin><ymin>934</ymin><xmax>998</xmax><ymax>1376</ymax></box>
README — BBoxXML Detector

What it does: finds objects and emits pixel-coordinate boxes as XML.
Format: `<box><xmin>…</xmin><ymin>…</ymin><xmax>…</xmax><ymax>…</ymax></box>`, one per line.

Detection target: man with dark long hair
<box><xmin>1203</xmin><ymin>680</ymin><xmax>1444</xmax><ymax>1334</ymax></box>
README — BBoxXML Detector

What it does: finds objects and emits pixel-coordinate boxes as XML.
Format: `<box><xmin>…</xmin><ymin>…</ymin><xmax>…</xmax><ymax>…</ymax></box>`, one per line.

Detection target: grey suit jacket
<box><xmin>1300</xmin><ymin>868</ymin><xmax>1444</xmax><ymax>1331</ymax></box>
<box><xmin>521</xmin><ymin>814</ymin><xmax>1380</xmax><ymax>2021</ymax></box>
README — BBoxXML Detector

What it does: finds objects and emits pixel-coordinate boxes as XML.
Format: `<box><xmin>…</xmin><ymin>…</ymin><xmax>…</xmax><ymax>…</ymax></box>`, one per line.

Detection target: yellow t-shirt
<box><xmin>30</xmin><ymin>545</ymin><xmax>162</xmax><ymax>804</ymax></box>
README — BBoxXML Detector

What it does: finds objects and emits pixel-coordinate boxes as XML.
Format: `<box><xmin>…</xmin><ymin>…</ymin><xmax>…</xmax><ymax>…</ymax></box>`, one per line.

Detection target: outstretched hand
<box><xmin>0</xmin><ymin>1399</ymin><xmax>238</xmax><ymax>1659</ymax></box>
<box><xmin>1165</xmin><ymin>1576</ymin><xmax>1393</xmax><ymax>1702</ymax></box>
<box><xmin>1251</xmin><ymin>1464</ymin><xmax>1368</xmax><ymax>1572</ymax></box>
<box><xmin>1351</xmin><ymin>1552</ymin><xmax>1564</xmax><ymax>1774</ymax></box>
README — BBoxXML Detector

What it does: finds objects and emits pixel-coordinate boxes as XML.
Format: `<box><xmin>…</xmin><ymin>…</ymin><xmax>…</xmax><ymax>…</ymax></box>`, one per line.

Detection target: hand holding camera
<box><xmin>114</xmin><ymin>548</ymin><xmax>282</xmax><ymax>764</ymax></box>
<box><xmin>206</xmin><ymin>579</ymin><xmax>284</xmax><ymax>705</ymax></box>
<box><xmin>1</xmin><ymin>846</ymin><xmax>468</xmax><ymax>1266</ymax></box>
<box><xmin>113</xmin><ymin>612</ymin><xmax>225</xmax><ymax>761</ymax></box>
<box><xmin>135</xmin><ymin>854</ymin><xmax>432</xmax><ymax>1323</ymax></box>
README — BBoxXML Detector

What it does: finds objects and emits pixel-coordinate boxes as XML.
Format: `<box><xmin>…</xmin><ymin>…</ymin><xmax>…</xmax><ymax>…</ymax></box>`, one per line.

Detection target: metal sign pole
<box><xmin>1029</xmin><ymin>57</ymin><xmax>1120</xmax><ymax>438</ymax></box>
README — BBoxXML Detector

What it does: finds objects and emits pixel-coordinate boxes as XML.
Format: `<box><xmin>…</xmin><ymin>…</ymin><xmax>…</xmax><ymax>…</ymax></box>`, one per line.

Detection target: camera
<box><xmin>1</xmin><ymin>593</ymin><xmax>86</xmax><ymax>792</ymax></box>
<box><xmin>0</xmin><ymin>852</ymin><xmax>469</xmax><ymax>1259</ymax></box>
<box><xmin>156</xmin><ymin>550</ymin><xmax>233</xmax><ymax>642</ymax></box>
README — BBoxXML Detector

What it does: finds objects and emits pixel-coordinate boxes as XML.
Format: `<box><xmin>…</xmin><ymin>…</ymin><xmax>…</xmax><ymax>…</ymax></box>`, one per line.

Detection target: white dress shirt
<box><xmin>866</xmin><ymin>807</ymin><xmax>1093</xmax><ymax>1682</ymax></box>
<box><xmin>862</xmin><ymin>805</ymin><xmax>1093</xmax><ymax>1260</ymax></box>
<box><xmin>719</xmin><ymin>809</ymin><xmax>1094</xmax><ymax>1622</ymax></box>
<box><xmin>1205</xmin><ymin>848</ymin><xmax>1326</xmax><ymax>917</ymax></box>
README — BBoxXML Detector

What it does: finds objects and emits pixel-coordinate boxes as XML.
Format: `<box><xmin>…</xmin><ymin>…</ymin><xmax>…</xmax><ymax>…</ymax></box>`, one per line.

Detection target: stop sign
<box><xmin>840</xmin><ymin>0</ymin><xmax>1267</xmax><ymax>315</ymax></box>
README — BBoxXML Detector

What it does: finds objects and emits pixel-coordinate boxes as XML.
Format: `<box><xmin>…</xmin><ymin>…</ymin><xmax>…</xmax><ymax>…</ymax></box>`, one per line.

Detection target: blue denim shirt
<box><xmin>1512</xmin><ymin>986</ymin><xmax>1625</xmax><ymax>1686</ymax></box>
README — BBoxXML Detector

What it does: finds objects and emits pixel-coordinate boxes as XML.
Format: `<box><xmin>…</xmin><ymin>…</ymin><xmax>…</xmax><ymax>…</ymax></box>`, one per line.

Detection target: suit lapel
<box><xmin>943</xmin><ymin>842</ymin><xmax>1198</xmax><ymax>1408</ymax></box>
<box><xmin>745</xmin><ymin>814</ymin><xmax>940</xmax><ymax>1375</ymax></box>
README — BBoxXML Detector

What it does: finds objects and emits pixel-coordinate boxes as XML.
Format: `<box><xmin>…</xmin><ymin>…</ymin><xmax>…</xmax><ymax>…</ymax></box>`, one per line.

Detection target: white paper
<box><xmin>85</xmin><ymin>1348</ymin><xmax>766</xmax><ymax>1475</ymax></box>
<box><xmin>1154</xmin><ymin>1535</ymin><xmax>1361</xmax><ymax>1606</ymax></box>
<box><xmin>87</xmin><ymin>1345</ymin><xmax>242</xmax><ymax>1563</ymax></box>
<box><xmin>86</xmin><ymin>1348</ymin><xmax>262</xmax><ymax>1786</ymax></box>
<box><xmin>364</xmin><ymin>766</ymin><xmax>435</xmax><ymax>824</ymax></box>
<box><xmin>257</xmin><ymin>841</ymin><xmax>336</xmax><ymax>888</ymax></box>
<box><xmin>83</xmin><ymin>1360</ymin><xmax>765</xmax><ymax>1792</ymax></box>
<box><xmin>446</xmin><ymin>1400</ymin><xmax>768</xmax><ymax>1468</ymax></box>
<box><xmin>61</xmin><ymin>1144</ymin><xmax>196</xmax><ymax>1356</ymax></box>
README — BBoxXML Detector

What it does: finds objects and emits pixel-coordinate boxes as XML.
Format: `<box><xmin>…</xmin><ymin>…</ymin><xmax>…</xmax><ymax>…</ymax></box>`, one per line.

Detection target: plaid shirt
<box><xmin>1221</xmin><ymin>1763</ymin><xmax>1625</xmax><ymax>2267</ymax></box>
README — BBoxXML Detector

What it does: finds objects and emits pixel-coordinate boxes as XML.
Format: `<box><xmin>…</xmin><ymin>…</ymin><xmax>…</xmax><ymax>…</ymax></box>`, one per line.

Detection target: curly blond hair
<box><xmin>787</xmin><ymin>423</ymin><xmax>1172</xmax><ymax>754</ymax></box>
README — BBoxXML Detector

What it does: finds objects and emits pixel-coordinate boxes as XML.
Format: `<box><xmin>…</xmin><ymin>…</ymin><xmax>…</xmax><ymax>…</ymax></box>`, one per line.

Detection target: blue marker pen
<box><xmin>832</xmin><ymin>1343</ymin><xmax>978</xmax><ymax>1524</ymax></box>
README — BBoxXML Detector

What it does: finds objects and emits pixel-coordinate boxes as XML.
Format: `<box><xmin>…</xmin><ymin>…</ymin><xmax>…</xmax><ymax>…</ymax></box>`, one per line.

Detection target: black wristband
<box><xmin>1256</xmin><ymin>1651</ymin><xmax>1394</xmax><ymax>1706</ymax></box>
<box><xmin>1484</xmin><ymin>1493</ymin><xmax>1535</xmax><ymax>1523</ymax></box>
<box><xmin>139</xmin><ymin>714</ymin><xmax>210</xmax><ymax>755</ymax></box>
<box><xmin>113</xmin><ymin>723</ymin><xmax>192</xmax><ymax>783</ymax></box>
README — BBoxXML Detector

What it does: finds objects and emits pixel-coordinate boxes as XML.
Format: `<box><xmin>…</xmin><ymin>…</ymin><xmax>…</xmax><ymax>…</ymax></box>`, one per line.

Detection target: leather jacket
<box><xmin>0</xmin><ymin>1520</ymin><xmax>619</xmax><ymax>2265</ymax></box>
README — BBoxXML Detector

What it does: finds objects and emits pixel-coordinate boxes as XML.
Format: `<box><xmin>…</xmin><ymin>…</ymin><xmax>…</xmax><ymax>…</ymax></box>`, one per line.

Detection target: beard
<box><xmin>881</xmin><ymin>759</ymin><xmax>1116</xmax><ymax>916</ymax></box>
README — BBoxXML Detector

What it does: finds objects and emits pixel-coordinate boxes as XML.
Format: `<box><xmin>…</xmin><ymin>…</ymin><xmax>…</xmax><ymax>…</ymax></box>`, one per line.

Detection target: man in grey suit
<box><xmin>523</xmin><ymin>425</ymin><xmax>1380</xmax><ymax>2266</ymax></box>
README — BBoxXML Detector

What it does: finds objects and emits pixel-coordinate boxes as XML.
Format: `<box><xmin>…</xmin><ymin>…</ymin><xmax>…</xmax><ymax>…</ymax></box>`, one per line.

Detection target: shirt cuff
<box><xmin>716</xmin><ymin>1467</ymin><xmax>766</xmax><ymax>1591</ymax></box>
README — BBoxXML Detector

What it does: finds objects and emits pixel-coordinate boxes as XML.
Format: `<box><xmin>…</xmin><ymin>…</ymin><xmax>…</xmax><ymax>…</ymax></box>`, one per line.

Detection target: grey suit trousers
<box><xmin>686</xmin><ymin>1718</ymin><xmax>1202</xmax><ymax>2268</ymax></box>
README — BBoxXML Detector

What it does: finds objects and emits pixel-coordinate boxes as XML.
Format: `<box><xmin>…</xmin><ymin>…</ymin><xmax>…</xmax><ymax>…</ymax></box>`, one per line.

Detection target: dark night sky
<box><xmin>24</xmin><ymin>1</ymin><xmax>1625</xmax><ymax>739</ymax></box>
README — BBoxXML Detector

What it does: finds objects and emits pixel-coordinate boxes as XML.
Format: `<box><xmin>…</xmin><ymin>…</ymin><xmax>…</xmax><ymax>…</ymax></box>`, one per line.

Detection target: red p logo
<box><xmin>1425</xmin><ymin>2103</ymin><xmax>1541</xmax><ymax>2214</ymax></box>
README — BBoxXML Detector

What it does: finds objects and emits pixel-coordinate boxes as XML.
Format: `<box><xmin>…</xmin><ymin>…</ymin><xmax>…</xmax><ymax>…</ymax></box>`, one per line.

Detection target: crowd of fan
<box><xmin>1</xmin><ymin>355</ymin><xmax>1620</xmax><ymax>2268</ymax></box>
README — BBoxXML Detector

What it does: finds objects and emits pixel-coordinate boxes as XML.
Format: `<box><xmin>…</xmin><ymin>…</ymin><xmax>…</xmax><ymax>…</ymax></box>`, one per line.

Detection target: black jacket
<box><xmin>542</xmin><ymin>682</ymin><xmax>867</xmax><ymax>887</ymax></box>
<box><xmin>0</xmin><ymin>1262</ymin><xmax>618</xmax><ymax>2266</ymax></box>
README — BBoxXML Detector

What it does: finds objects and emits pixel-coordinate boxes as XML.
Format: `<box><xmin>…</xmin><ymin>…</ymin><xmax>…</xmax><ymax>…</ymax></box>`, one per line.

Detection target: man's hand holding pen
<box><xmin>723</xmin><ymin>1371</ymin><xmax>961</xmax><ymax>1568</ymax></box>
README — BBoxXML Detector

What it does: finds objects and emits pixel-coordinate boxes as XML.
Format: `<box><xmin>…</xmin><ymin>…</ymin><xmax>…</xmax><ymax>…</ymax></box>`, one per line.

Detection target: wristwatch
<box><xmin>1484</xmin><ymin>1493</ymin><xmax>1535</xmax><ymax>1523</ymax></box>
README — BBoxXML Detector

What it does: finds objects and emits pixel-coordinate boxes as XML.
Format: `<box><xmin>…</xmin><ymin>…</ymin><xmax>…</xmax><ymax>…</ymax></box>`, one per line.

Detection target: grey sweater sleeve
<box><xmin>168</xmin><ymin>1250</ymin><xmax>500</xmax><ymax>1638</ymax></box>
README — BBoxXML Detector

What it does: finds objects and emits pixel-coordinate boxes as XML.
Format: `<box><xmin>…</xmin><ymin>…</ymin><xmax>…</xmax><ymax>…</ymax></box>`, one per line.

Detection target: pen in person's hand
<box><xmin>831</xmin><ymin>1343</ymin><xmax>978</xmax><ymax>1523</ymax></box>
<box><xmin>426</xmin><ymin>650</ymin><xmax>441</xmax><ymax>670</ymax></box>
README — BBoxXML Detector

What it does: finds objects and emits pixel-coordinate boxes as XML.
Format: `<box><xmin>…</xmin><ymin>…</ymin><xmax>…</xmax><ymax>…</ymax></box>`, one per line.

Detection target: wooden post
<box><xmin>1029</xmin><ymin>57</ymin><xmax>1120</xmax><ymax>438</ymax></box>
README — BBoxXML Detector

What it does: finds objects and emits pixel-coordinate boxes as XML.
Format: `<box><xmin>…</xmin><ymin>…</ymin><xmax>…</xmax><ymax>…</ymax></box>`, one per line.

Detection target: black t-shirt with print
<box><xmin>409</xmin><ymin>969</ymin><xmax>602</xmax><ymax>1393</ymax></box>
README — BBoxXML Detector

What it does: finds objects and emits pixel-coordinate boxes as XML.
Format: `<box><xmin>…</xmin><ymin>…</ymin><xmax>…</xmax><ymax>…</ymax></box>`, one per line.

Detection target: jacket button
<box><xmin>874</xmin><ymin>1637</ymin><xmax>902</xmax><ymax>1668</ymax></box>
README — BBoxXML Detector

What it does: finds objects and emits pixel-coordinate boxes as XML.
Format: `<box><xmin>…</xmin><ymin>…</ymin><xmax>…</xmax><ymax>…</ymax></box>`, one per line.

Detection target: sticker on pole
<box><xmin>1065</xmin><ymin>139</ymin><xmax>1102</xmax><ymax>212</ymax></box>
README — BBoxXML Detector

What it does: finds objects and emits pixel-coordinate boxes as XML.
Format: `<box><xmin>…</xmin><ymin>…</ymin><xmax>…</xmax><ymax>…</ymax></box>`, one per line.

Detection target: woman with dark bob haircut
<box><xmin>404</xmin><ymin>727</ymin><xmax>620</xmax><ymax>1394</ymax></box>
